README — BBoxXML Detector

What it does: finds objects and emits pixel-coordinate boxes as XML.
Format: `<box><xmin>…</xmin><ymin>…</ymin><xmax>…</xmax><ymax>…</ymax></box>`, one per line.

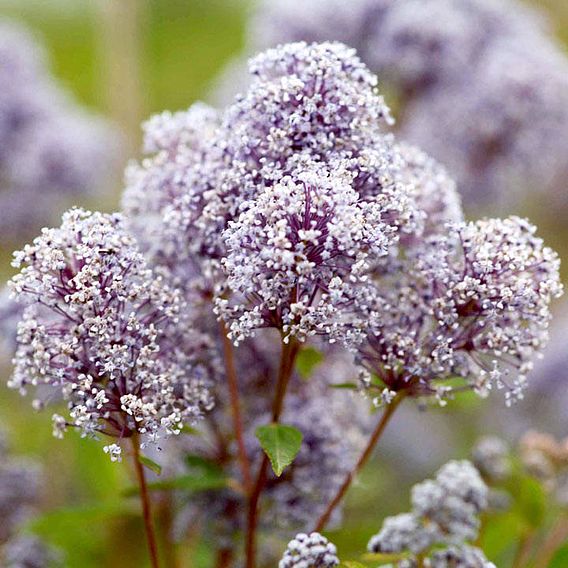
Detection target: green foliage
<box><xmin>549</xmin><ymin>540</ymin><xmax>568</xmax><ymax>568</ymax></box>
<box><xmin>255</xmin><ymin>423</ymin><xmax>303</xmax><ymax>476</ymax></box>
<box><xmin>138</xmin><ymin>454</ymin><xmax>162</xmax><ymax>476</ymax></box>
<box><xmin>295</xmin><ymin>346</ymin><xmax>324</xmax><ymax>379</ymax></box>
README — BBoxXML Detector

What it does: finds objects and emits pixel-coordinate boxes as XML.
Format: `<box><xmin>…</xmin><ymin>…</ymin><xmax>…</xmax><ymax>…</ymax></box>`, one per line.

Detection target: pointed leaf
<box><xmin>296</xmin><ymin>347</ymin><xmax>324</xmax><ymax>380</ymax></box>
<box><xmin>138</xmin><ymin>454</ymin><xmax>162</xmax><ymax>476</ymax></box>
<box><xmin>255</xmin><ymin>423</ymin><xmax>303</xmax><ymax>476</ymax></box>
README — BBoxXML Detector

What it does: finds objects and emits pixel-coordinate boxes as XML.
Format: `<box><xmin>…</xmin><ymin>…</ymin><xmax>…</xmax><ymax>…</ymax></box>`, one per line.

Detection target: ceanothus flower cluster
<box><xmin>0</xmin><ymin>20</ymin><xmax>117</xmax><ymax>242</ymax></box>
<box><xmin>356</xmin><ymin>216</ymin><xmax>562</xmax><ymax>404</ymax></box>
<box><xmin>8</xmin><ymin>208</ymin><xmax>216</xmax><ymax>459</ymax></box>
<box><xmin>368</xmin><ymin>461</ymin><xmax>491</xmax><ymax>564</ymax></box>
<box><xmin>218</xmin><ymin>160</ymin><xmax>397</xmax><ymax>344</ymax></box>
<box><xmin>225</xmin><ymin>0</ymin><xmax>568</xmax><ymax>210</ymax></box>
<box><xmin>279</xmin><ymin>532</ymin><xmax>339</xmax><ymax>568</ymax></box>
<box><xmin>122</xmin><ymin>41</ymin><xmax>561</xmax><ymax>406</ymax></box>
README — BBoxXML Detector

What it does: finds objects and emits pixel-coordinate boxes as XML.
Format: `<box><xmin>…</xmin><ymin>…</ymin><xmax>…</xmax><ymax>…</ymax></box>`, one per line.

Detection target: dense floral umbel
<box><xmin>218</xmin><ymin>160</ymin><xmax>398</xmax><ymax>344</ymax></box>
<box><xmin>357</xmin><ymin>216</ymin><xmax>562</xmax><ymax>404</ymax></box>
<box><xmin>368</xmin><ymin>461</ymin><xmax>488</xmax><ymax>561</ymax></box>
<box><xmin>228</xmin><ymin>0</ymin><xmax>568</xmax><ymax>209</ymax></box>
<box><xmin>279</xmin><ymin>532</ymin><xmax>339</xmax><ymax>568</ymax></box>
<box><xmin>8</xmin><ymin>208</ymin><xmax>216</xmax><ymax>458</ymax></box>
<box><xmin>0</xmin><ymin>20</ymin><xmax>117</xmax><ymax>241</ymax></box>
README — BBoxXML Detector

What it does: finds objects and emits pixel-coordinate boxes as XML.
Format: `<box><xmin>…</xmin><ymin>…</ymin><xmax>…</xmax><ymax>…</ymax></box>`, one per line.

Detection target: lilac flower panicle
<box><xmin>8</xmin><ymin>208</ymin><xmax>216</xmax><ymax>458</ymax></box>
<box><xmin>122</xmin><ymin>102</ymin><xmax>221</xmax><ymax>291</ymax></box>
<box><xmin>217</xmin><ymin>159</ymin><xmax>399</xmax><ymax>344</ymax></box>
<box><xmin>279</xmin><ymin>532</ymin><xmax>339</xmax><ymax>568</ymax></box>
<box><xmin>357</xmin><ymin>216</ymin><xmax>562</xmax><ymax>404</ymax></box>
<box><xmin>411</xmin><ymin>461</ymin><xmax>488</xmax><ymax>543</ymax></box>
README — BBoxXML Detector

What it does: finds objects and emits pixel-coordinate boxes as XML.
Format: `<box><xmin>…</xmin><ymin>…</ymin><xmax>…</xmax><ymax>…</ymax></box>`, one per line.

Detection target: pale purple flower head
<box><xmin>8</xmin><ymin>208</ymin><xmax>217</xmax><ymax>457</ymax></box>
<box><xmin>356</xmin><ymin>216</ymin><xmax>562</xmax><ymax>404</ymax></box>
<box><xmin>368</xmin><ymin>460</ymin><xmax>489</xmax><ymax>558</ymax></box>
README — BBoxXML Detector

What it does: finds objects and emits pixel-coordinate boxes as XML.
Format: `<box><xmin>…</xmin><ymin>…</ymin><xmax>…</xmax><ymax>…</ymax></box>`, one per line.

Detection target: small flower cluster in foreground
<box><xmin>279</xmin><ymin>532</ymin><xmax>339</xmax><ymax>568</ymax></box>
<box><xmin>225</xmin><ymin>0</ymin><xmax>568</xmax><ymax>210</ymax></box>
<box><xmin>8</xmin><ymin>208</ymin><xmax>217</xmax><ymax>459</ymax></box>
<box><xmin>0</xmin><ymin>20</ymin><xmax>117</xmax><ymax>241</ymax></box>
<box><xmin>368</xmin><ymin>461</ymin><xmax>493</xmax><ymax>566</ymax></box>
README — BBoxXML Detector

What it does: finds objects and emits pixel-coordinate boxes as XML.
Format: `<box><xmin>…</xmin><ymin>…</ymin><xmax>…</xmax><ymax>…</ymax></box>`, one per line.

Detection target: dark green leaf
<box><xmin>330</xmin><ymin>382</ymin><xmax>358</xmax><ymax>390</ymax></box>
<box><xmin>296</xmin><ymin>347</ymin><xmax>324</xmax><ymax>380</ymax></box>
<box><xmin>549</xmin><ymin>541</ymin><xmax>568</xmax><ymax>568</ymax></box>
<box><xmin>138</xmin><ymin>454</ymin><xmax>162</xmax><ymax>476</ymax></box>
<box><xmin>255</xmin><ymin>423</ymin><xmax>303</xmax><ymax>476</ymax></box>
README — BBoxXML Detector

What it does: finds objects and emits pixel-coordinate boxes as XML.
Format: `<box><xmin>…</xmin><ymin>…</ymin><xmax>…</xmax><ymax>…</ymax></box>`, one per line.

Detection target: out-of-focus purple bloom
<box><xmin>0</xmin><ymin>20</ymin><xmax>118</xmax><ymax>242</ymax></box>
<box><xmin>225</xmin><ymin>0</ymin><xmax>568</xmax><ymax>210</ymax></box>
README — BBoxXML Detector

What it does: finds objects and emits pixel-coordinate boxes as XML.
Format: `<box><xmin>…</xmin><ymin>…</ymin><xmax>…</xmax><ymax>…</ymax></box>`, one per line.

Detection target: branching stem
<box><xmin>219</xmin><ymin>321</ymin><xmax>253</xmax><ymax>491</ymax></box>
<box><xmin>313</xmin><ymin>391</ymin><xmax>406</xmax><ymax>532</ymax></box>
<box><xmin>131</xmin><ymin>436</ymin><xmax>161</xmax><ymax>568</ymax></box>
<box><xmin>245</xmin><ymin>339</ymin><xmax>300</xmax><ymax>568</ymax></box>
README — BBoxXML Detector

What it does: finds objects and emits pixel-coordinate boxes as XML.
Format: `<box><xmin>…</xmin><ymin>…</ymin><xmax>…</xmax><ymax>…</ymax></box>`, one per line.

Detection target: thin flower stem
<box><xmin>512</xmin><ymin>531</ymin><xmax>536</xmax><ymax>568</ymax></box>
<box><xmin>313</xmin><ymin>391</ymin><xmax>406</xmax><ymax>532</ymax></box>
<box><xmin>219</xmin><ymin>321</ymin><xmax>253</xmax><ymax>491</ymax></box>
<box><xmin>131</xmin><ymin>436</ymin><xmax>161</xmax><ymax>568</ymax></box>
<box><xmin>215</xmin><ymin>548</ymin><xmax>234</xmax><ymax>568</ymax></box>
<box><xmin>534</xmin><ymin>515</ymin><xmax>568</xmax><ymax>568</ymax></box>
<box><xmin>245</xmin><ymin>339</ymin><xmax>300</xmax><ymax>568</ymax></box>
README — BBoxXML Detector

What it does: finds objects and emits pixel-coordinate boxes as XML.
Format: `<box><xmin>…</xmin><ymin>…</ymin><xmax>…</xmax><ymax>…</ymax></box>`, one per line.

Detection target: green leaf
<box><xmin>341</xmin><ymin>562</ymin><xmax>368</xmax><ymax>568</ymax></box>
<box><xmin>296</xmin><ymin>347</ymin><xmax>324</xmax><ymax>379</ymax></box>
<box><xmin>255</xmin><ymin>423</ymin><xmax>303</xmax><ymax>476</ymax></box>
<box><xmin>123</xmin><ymin>473</ymin><xmax>228</xmax><ymax>497</ymax></box>
<box><xmin>549</xmin><ymin>541</ymin><xmax>568</xmax><ymax>568</ymax></box>
<box><xmin>362</xmin><ymin>552</ymin><xmax>411</xmax><ymax>564</ymax></box>
<box><xmin>330</xmin><ymin>382</ymin><xmax>358</xmax><ymax>390</ymax></box>
<box><xmin>138</xmin><ymin>454</ymin><xmax>162</xmax><ymax>476</ymax></box>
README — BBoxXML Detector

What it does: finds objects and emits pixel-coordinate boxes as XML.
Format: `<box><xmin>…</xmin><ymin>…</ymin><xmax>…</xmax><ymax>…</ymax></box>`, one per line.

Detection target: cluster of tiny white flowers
<box><xmin>368</xmin><ymin>461</ymin><xmax>488</xmax><ymax>558</ymax></box>
<box><xmin>217</xmin><ymin>160</ymin><xmax>397</xmax><ymax>344</ymax></box>
<box><xmin>8</xmin><ymin>208</ymin><xmax>217</xmax><ymax>456</ymax></box>
<box><xmin>279</xmin><ymin>532</ymin><xmax>339</xmax><ymax>568</ymax></box>
<box><xmin>356</xmin><ymin>216</ymin><xmax>562</xmax><ymax>404</ymax></box>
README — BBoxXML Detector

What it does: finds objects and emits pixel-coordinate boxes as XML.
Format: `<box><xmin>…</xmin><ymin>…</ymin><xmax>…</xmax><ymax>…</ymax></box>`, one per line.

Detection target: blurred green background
<box><xmin>0</xmin><ymin>1</ymin><xmax>567</xmax><ymax>566</ymax></box>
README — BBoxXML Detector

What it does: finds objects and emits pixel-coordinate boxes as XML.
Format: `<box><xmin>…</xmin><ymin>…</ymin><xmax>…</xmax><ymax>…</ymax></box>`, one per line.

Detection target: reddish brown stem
<box><xmin>219</xmin><ymin>322</ymin><xmax>253</xmax><ymax>491</ymax></box>
<box><xmin>245</xmin><ymin>339</ymin><xmax>300</xmax><ymax>568</ymax></box>
<box><xmin>131</xmin><ymin>436</ymin><xmax>161</xmax><ymax>568</ymax></box>
<box><xmin>313</xmin><ymin>392</ymin><xmax>406</xmax><ymax>532</ymax></box>
<box><xmin>215</xmin><ymin>548</ymin><xmax>234</xmax><ymax>568</ymax></box>
<box><xmin>534</xmin><ymin>515</ymin><xmax>568</xmax><ymax>568</ymax></box>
